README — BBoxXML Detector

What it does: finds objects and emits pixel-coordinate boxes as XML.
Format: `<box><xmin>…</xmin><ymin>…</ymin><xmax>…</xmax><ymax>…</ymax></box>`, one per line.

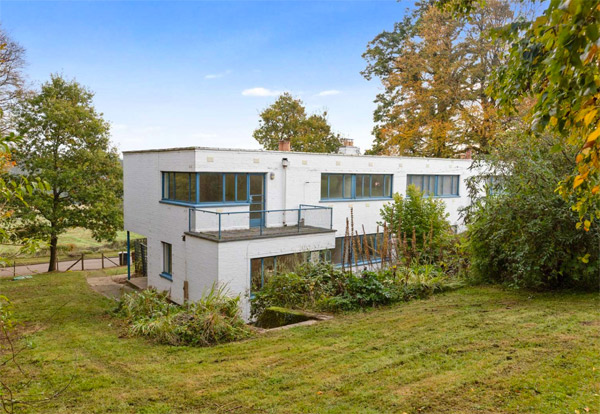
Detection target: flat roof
<box><xmin>122</xmin><ymin>146</ymin><xmax>474</xmax><ymax>162</ymax></box>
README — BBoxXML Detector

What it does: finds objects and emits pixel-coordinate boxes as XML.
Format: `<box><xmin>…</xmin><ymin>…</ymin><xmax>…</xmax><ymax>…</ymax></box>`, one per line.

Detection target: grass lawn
<box><xmin>0</xmin><ymin>228</ymin><xmax>143</xmax><ymax>266</ymax></box>
<box><xmin>0</xmin><ymin>271</ymin><xmax>598</xmax><ymax>413</ymax></box>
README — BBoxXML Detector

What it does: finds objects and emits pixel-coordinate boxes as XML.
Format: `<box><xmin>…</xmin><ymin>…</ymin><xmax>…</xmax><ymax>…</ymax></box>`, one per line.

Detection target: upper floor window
<box><xmin>321</xmin><ymin>173</ymin><xmax>392</xmax><ymax>200</ymax></box>
<box><xmin>161</xmin><ymin>172</ymin><xmax>251</xmax><ymax>205</ymax></box>
<box><xmin>407</xmin><ymin>174</ymin><xmax>459</xmax><ymax>197</ymax></box>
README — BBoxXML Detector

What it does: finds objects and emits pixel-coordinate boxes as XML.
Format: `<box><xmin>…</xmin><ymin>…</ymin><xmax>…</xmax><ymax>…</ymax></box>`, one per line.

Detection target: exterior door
<box><xmin>249</xmin><ymin>174</ymin><xmax>264</xmax><ymax>228</ymax></box>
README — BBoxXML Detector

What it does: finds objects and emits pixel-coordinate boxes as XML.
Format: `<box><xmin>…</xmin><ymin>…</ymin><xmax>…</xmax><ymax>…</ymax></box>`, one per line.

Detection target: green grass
<box><xmin>0</xmin><ymin>228</ymin><xmax>143</xmax><ymax>266</ymax></box>
<box><xmin>1</xmin><ymin>271</ymin><xmax>598</xmax><ymax>413</ymax></box>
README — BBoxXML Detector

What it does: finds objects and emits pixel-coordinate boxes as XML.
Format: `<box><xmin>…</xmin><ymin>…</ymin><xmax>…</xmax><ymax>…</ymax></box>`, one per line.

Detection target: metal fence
<box><xmin>133</xmin><ymin>238</ymin><xmax>148</xmax><ymax>276</ymax></box>
<box><xmin>188</xmin><ymin>204</ymin><xmax>332</xmax><ymax>240</ymax></box>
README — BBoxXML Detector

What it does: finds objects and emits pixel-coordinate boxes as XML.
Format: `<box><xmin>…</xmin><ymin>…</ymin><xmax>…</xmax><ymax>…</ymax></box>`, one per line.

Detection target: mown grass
<box><xmin>0</xmin><ymin>271</ymin><xmax>598</xmax><ymax>413</ymax></box>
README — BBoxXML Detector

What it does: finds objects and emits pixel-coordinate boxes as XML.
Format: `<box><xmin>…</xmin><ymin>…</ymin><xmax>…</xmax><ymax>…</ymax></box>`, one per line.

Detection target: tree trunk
<box><xmin>48</xmin><ymin>234</ymin><xmax>58</xmax><ymax>272</ymax></box>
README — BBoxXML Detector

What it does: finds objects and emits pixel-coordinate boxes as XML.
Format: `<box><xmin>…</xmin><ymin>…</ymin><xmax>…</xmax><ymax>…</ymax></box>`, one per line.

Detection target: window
<box><xmin>161</xmin><ymin>172</ymin><xmax>255</xmax><ymax>205</ymax></box>
<box><xmin>250</xmin><ymin>250</ymin><xmax>331</xmax><ymax>295</ymax></box>
<box><xmin>161</xmin><ymin>242</ymin><xmax>172</xmax><ymax>280</ymax></box>
<box><xmin>321</xmin><ymin>174</ymin><xmax>393</xmax><ymax>200</ymax></box>
<box><xmin>331</xmin><ymin>234</ymin><xmax>387</xmax><ymax>267</ymax></box>
<box><xmin>407</xmin><ymin>175</ymin><xmax>459</xmax><ymax>197</ymax></box>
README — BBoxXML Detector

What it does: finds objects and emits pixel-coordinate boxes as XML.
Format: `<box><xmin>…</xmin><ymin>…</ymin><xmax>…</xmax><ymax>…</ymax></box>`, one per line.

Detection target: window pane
<box><xmin>426</xmin><ymin>176</ymin><xmax>435</xmax><ymax>196</ymax></box>
<box><xmin>262</xmin><ymin>257</ymin><xmax>275</xmax><ymax>287</ymax></box>
<box><xmin>355</xmin><ymin>175</ymin><xmax>365</xmax><ymax>198</ymax></box>
<box><xmin>162</xmin><ymin>173</ymin><xmax>169</xmax><ymax>199</ymax></box>
<box><xmin>343</xmin><ymin>174</ymin><xmax>352</xmax><ymax>198</ymax></box>
<box><xmin>371</xmin><ymin>174</ymin><xmax>384</xmax><ymax>197</ymax></box>
<box><xmin>225</xmin><ymin>174</ymin><xmax>236</xmax><ymax>202</ymax></box>
<box><xmin>329</xmin><ymin>175</ymin><xmax>343</xmax><ymax>198</ymax></box>
<box><xmin>190</xmin><ymin>173</ymin><xmax>197</xmax><ymax>202</ymax></box>
<box><xmin>439</xmin><ymin>176</ymin><xmax>453</xmax><ymax>196</ymax></box>
<box><xmin>250</xmin><ymin>258</ymin><xmax>262</xmax><ymax>293</ymax></box>
<box><xmin>333</xmin><ymin>237</ymin><xmax>343</xmax><ymax>264</ymax></box>
<box><xmin>174</xmin><ymin>173</ymin><xmax>190</xmax><ymax>202</ymax></box>
<box><xmin>169</xmin><ymin>173</ymin><xmax>176</xmax><ymax>199</ymax></box>
<box><xmin>321</xmin><ymin>175</ymin><xmax>328</xmax><ymax>199</ymax></box>
<box><xmin>407</xmin><ymin>175</ymin><xmax>421</xmax><ymax>192</ymax></box>
<box><xmin>384</xmin><ymin>175</ymin><xmax>391</xmax><ymax>197</ymax></box>
<box><xmin>162</xmin><ymin>242</ymin><xmax>172</xmax><ymax>274</ymax></box>
<box><xmin>277</xmin><ymin>253</ymin><xmax>304</xmax><ymax>274</ymax></box>
<box><xmin>237</xmin><ymin>174</ymin><xmax>247</xmax><ymax>201</ymax></box>
<box><xmin>199</xmin><ymin>173</ymin><xmax>223</xmax><ymax>202</ymax></box>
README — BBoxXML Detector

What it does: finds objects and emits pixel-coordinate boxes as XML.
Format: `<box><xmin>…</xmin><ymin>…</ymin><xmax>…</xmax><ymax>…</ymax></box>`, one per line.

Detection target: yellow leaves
<box><xmin>584</xmin><ymin>220</ymin><xmax>591</xmax><ymax>232</ymax></box>
<box><xmin>573</xmin><ymin>175</ymin><xmax>585</xmax><ymax>189</ymax></box>
<box><xmin>550</xmin><ymin>116</ymin><xmax>558</xmax><ymax>126</ymax></box>
<box><xmin>584</xmin><ymin>109</ymin><xmax>598</xmax><ymax>126</ymax></box>
<box><xmin>587</xmin><ymin>126</ymin><xmax>600</xmax><ymax>144</ymax></box>
<box><xmin>576</xmin><ymin>153</ymin><xmax>584</xmax><ymax>163</ymax></box>
<box><xmin>592</xmin><ymin>185</ymin><xmax>600</xmax><ymax>195</ymax></box>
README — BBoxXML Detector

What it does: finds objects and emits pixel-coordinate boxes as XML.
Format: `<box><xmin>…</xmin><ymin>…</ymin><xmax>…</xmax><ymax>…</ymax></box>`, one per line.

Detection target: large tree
<box><xmin>11</xmin><ymin>75</ymin><xmax>123</xmax><ymax>271</ymax></box>
<box><xmin>437</xmin><ymin>0</ymin><xmax>600</xmax><ymax>227</ymax></box>
<box><xmin>253</xmin><ymin>93</ymin><xmax>342</xmax><ymax>153</ymax></box>
<box><xmin>362</xmin><ymin>0</ymin><xmax>513</xmax><ymax>156</ymax></box>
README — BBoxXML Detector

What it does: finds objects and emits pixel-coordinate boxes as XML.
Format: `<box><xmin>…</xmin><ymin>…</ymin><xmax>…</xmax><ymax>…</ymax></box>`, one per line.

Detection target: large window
<box><xmin>321</xmin><ymin>174</ymin><xmax>392</xmax><ymax>200</ymax></box>
<box><xmin>332</xmin><ymin>234</ymin><xmax>386</xmax><ymax>267</ymax></box>
<box><xmin>407</xmin><ymin>174</ymin><xmax>459</xmax><ymax>197</ymax></box>
<box><xmin>161</xmin><ymin>242</ymin><xmax>172</xmax><ymax>280</ymax></box>
<box><xmin>250</xmin><ymin>250</ymin><xmax>331</xmax><ymax>295</ymax></box>
<box><xmin>162</xmin><ymin>172</ymin><xmax>253</xmax><ymax>205</ymax></box>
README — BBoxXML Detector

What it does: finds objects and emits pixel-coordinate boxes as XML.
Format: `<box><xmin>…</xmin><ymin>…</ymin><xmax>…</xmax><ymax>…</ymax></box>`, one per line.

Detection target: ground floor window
<box><xmin>332</xmin><ymin>234</ymin><xmax>386</xmax><ymax>267</ymax></box>
<box><xmin>250</xmin><ymin>250</ymin><xmax>331</xmax><ymax>294</ymax></box>
<box><xmin>161</xmin><ymin>242</ymin><xmax>172</xmax><ymax>280</ymax></box>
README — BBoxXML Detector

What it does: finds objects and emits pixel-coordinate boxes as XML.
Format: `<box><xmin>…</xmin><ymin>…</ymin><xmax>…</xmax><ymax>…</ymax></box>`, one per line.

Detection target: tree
<box><xmin>0</xmin><ymin>27</ymin><xmax>25</xmax><ymax>132</ymax></box>
<box><xmin>464</xmin><ymin>129</ymin><xmax>599</xmax><ymax>290</ymax></box>
<box><xmin>436</xmin><ymin>0</ymin><xmax>600</xmax><ymax>227</ymax></box>
<box><xmin>253</xmin><ymin>93</ymin><xmax>342</xmax><ymax>153</ymax></box>
<box><xmin>362</xmin><ymin>1</ymin><xmax>513</xmax><ymax>156</ymax></box>
<box><xmin>10</xmin><ymin>75</ymin><xmax>123</xmax><ymax>272</ymax></box>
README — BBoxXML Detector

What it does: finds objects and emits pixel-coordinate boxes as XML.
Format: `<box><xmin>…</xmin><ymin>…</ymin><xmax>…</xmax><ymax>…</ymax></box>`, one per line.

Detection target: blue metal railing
<box><xmin>188</xmin><ymin>204</ymin><xmax>332</xmax><ymax>239</ymax></box>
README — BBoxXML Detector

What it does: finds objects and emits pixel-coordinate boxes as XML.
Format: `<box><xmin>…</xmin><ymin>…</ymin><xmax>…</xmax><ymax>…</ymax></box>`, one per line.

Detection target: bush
<box><xmin>116</xmin><ymin>285</ymin><xmax>251</xmax><ymax>346</ymax></box>
<box><xmin>251</xmin><ymin>261</ymin><xmax>455</xmax><ymax>316</ymax></box>
<box><xmin>465</xmin><ymin>132</ymin><xmax>600</xmax><ymax>290</ymax></box>
<box><xmin>379</xmin><ymin>185</ymin><xmax>452</xmax><ymax>264</ymax></box>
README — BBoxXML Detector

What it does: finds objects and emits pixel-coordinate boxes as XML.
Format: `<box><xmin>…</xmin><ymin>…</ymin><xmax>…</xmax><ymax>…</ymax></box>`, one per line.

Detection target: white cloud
<box><xmin>242</xmin><ymin>87</ymin><xmax>281</xmax><ymax>97</ymax></box>
<box><xmin>204</xmin><ymin>70</ymin><xmax>232</xmax><ymax>80</ymax></box>
<box><xmin>316</xmin><ymin>89</ymin><xmax>341</xmax><ymax>97</ymax></box>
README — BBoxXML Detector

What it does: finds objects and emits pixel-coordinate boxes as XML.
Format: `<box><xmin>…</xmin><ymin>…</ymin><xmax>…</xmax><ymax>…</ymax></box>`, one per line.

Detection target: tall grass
<box><xmin>116</xmin><ymin>285</ymin><xmax>251</xmax><ymax>346</ymax></box>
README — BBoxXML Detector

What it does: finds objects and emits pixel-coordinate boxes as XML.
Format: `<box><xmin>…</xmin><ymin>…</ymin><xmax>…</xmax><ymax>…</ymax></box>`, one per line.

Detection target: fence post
<box><xmin>101</xmin><ymin>253</ymin><xmax>104</xmax><ymax>269</ymax></box>
<box><xmin>13</xmin><ymin>261</ymin><xmax>15</xmax><ymax>277</ymax></box>
<box><xmin>81</xmin><ymin>254</ymin><xmax>84</xmax><ymax>270</ymax></box>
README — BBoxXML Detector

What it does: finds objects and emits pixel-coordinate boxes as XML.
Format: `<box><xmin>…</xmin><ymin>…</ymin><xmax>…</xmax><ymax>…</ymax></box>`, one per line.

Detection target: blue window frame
<box><xmin>406</xmin><ymin>174</ymin><xmax>460</xmax><ymax>197</ymax></box>
<box><xmin>320</xmin><ymin>174</ymin><xmax>393</xmax><ymax>200</ymax></box>
<box><xmin>332</xmin><ymin>234</ymin><xmax>386</xmax><ymax>267</ymax></box>
<box><xmin>161</xmin><ymin>172</ymin><xmax>253</xmax><ymax>205</ymax></box>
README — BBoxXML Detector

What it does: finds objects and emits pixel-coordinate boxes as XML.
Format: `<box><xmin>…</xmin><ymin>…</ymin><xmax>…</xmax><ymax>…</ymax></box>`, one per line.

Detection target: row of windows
<box><xmin>162</xmin><ymin>172</ymin><xmax>252</xmax><ymax>204</ymax></box>
<box><xmin>407</xmin><ymin>174</ymin><xmax>459</xmax><ymax>197</ymax></box>
<box><xmin>320</xmin><ymin>174</ymin><xmax>393</xmax><ymax>200</ymax></box>
<box><xmin>162</xmin><ymin>171</ymin><xmax>461</xmax><ymax>205</ymax></box>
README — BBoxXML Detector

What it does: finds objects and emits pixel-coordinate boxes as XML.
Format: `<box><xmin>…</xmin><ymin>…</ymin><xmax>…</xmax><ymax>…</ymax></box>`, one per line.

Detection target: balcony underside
<box><xmin>186</xmin><ymin>225</ymin><xmax>335</xmax><ymax>242</ymax></box>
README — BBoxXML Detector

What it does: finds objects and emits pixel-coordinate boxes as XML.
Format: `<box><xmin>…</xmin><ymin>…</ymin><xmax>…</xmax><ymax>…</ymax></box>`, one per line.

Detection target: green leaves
<box><xmin>252</xmin><ymin>93</ymin><xmax>342</xmax><ymax>153</ymax></box>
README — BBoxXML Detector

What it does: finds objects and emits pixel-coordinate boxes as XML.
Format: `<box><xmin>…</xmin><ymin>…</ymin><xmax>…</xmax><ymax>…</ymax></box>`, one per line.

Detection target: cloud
<box><xmin>316</xmin><ymin>89</ymin><xmax>341</xmax><ymax>97</ymax></box>
<box><xmin>242</xmin><ymin>87</ymin><xmax>281</xmax><ymax>97</ymax></box>
<box><xmin>204</xmin><ymin>70</ymin><xmax>232</xmax><ymax>80</ymax></box>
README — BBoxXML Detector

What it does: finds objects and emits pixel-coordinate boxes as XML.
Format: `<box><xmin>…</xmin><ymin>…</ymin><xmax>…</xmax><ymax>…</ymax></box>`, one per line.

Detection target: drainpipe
<box><xmin>282</xmin><ymin>157</ymin><xmax>289</xmax><ymax>225</ymax></box>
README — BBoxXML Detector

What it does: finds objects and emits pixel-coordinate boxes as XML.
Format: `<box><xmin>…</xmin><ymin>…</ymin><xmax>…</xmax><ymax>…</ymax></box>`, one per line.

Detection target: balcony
<box><xmin>186</xmin><ymin>204</ymin><xmax>334</xmax><ymax>242</ymax></box>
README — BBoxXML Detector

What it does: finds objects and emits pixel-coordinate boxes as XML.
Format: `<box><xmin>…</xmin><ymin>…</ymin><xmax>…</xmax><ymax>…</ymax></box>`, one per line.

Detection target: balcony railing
<box><xmin>187</xmin><ymin>204</ymin><xmax>333</xmax><ymax>241</ymax></box>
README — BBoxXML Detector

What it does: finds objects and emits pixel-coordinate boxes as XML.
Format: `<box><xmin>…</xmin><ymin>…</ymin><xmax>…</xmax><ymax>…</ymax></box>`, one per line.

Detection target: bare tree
<box><xmin>0</xmin><ymin>27</ymin><xmax>26</xmax><ymax>130</ymax></box>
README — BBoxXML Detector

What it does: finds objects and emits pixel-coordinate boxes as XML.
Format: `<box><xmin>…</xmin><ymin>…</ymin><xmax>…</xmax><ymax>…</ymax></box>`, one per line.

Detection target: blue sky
<box><xmin>1</xmin><ymin>1</ymin><xmax>410</xmax><ymax>153</ymax></box>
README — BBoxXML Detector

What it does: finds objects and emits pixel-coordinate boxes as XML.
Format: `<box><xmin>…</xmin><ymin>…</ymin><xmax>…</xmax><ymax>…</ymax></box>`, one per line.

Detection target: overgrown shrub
<box><xmin>116</xmin><ymin>285</ymin><xmax>251</xmax><ymax>346</ymax></box>
<box><xmin>251</xmin><ymin>261</ymin><xmax>455</xmax><ymax>317</ymax></box>
<box><xmin>465</xmin><ymin>132</ymin><xmax>600</xmax><ymax>290</ymax></box>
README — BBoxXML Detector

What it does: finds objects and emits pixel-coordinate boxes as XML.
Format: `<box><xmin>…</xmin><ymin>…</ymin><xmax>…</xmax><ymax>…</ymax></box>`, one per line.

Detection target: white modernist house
<box><xmin>123</xmin><ymin>143</ymin><xmax>475</xmax><ymax>319</ymax></box>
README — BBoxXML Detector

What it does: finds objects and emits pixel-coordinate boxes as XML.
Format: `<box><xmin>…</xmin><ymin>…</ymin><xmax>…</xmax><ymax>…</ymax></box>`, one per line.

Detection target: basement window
<box><xmin>160</xmin><ymin>242</ymin><xmax>172</xmax><ymax>280</ymax></box>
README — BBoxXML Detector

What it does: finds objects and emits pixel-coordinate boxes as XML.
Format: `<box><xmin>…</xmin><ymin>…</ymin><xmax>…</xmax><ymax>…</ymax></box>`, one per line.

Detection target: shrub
<box><xmin>251</xmin><ymin>261</ymin><xmax>455</xmax><ymax>316</ymax></box>
<box><xmin>116</xmin><ymin>285</ymin><xmax>251</xmax><ymax>346</ymax></box>
<box><xmin>465</xmin><ymin>132</ymin><xmax>600</xmax><ymax>290</ymax></box>
<box><xmin>379</xmin><ymin>185</ymin><xmax>452</xmax><ymax>264</ymax></box>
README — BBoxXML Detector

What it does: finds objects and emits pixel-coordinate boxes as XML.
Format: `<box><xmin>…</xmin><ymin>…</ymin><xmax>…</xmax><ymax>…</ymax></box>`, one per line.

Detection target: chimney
<box><xmin>278</xmin><ymin>139</ymin><xmax>291</xmax><ymax>152</ymax></box>
<box><xmin>461</xmin><ymin>149</ymin><xmax>472</xmax><ymax>159</ymax></box>
<box><xmin>337</xmin><ymin>138</ymin><xmax>360</xmax><ymax>155</ymax></box>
